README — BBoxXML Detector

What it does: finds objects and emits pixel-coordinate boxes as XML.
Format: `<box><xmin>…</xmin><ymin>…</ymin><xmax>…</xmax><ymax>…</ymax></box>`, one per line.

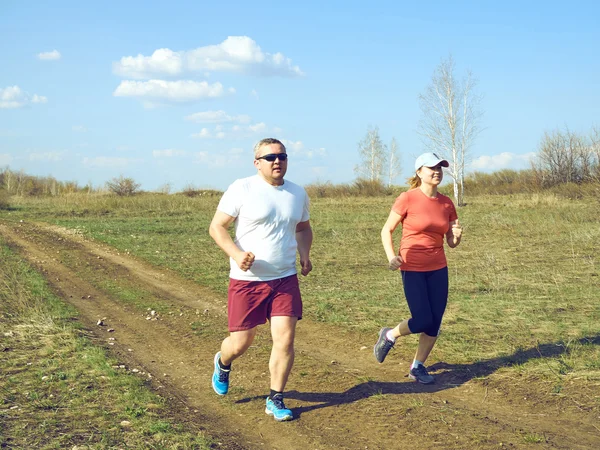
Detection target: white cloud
<box><xmin>250</xmin><ymin>89</ymin><xmax>259</xmax><ymax>100</ymax></box>
<box><xmin>28</xmin><ymin>151</ymin><xmax>65</xmax><ymax>162</ymax></box>
<box><xmin>153</xmin><ymin>149</ymin><xmax>187</xmax><ymax>157</ymax></box>
<box><xmin>248</xmin><ymin>122</ymin><xmax>267</xmax><ymax>133</ymax></box>
<box><xmin>282</xmin><ymin>140</ymin><xmax>304</xmax><ymax>153</ymax></box>
<box><xmin>82</xmin><ymin>156</ymin><xmax>133</xmax><ymax>169</ymax></box>
<box><xmin>37</xmin><ymin>50</ymin><xmax>61</xmax><ymax>61</ymax></box>
<box><xmin>113</xmin><ymin>48</ymin><xmax>183</xmax><ymax>79</ymax></box>
<box><xmin>187</xmin><ymin>36</ymin><xmax>304</xmax><ymax>77</ymax></box>
<box><xmin>185</xmin><ymin>110</ymin><xmax>251</xmax><ymax>124</ymax></box>
<box><xmin>72</xmin><ymin>125</ymin><xmax>88</xmax><ymax>132</ymax></box>
<box><xmin>281</xmin><ymin>140</ymin><xmax>326</xmax><ymax>159</ymax></box>
<box><xmin>192</xmin><ymin>122</ymin><xmax>272</xmax><ymax>140</ymax></box>
<box><xmin>196</xmin><ymin>129</ymin><xmax>228</xmax><ymax>139</ymax></box>
<box><xmin>191</xmin><ymin>128</ymin><xmax>212</xmax><ymax>139</ymax></box>
<box><xmin>0</xmin><ymin>86</ymin><xmax>47</xmax><ymax>109</ymax></box>
<box><xmin>113</xmin><ymin>80</ymin><xmax>229</xmax><ymax>103</ymax></box>
<box><xmin>113</xmin><ymin>36</ymin><xmax>304</xmax><ymax>79</ymax></box>
<box><xmin>31</xmin><ymin>95</ymin><xmax>47</xmax><ymax>104</ymax></box>
<box><xmin>470</xmin><ymin>152</ymin><xmax>536</xmax><ymax>171</ymax></box>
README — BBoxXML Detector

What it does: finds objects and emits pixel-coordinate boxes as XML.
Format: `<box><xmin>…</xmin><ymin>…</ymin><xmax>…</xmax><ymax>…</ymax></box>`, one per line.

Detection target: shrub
<box><xmin>464</xmin><ymin>170</ymin><xmax>541</xmax><ymax>196</ymax></box>
<box><xmin>181</xmin><ymin>184</ymin><xmax>202</xmax><ymax>197</ymax></box>
<box><xmin>179</xmin><ymin>184</ymin><xmax>221</xmax><ymax>197</ymax></box>
<box><xmin>305</xmin><ymin>179</ymin><xmax>396</xmax><ymax>198</ymax></box>
<box><xmin>351</xmin><ymin>179</ymin><xmax>394</xmax><ymax>196</ymax></box>
<box><xmin>106</xmin><ymin>176</ymin><xmax>141</xmax><ymax>196</ymax></box>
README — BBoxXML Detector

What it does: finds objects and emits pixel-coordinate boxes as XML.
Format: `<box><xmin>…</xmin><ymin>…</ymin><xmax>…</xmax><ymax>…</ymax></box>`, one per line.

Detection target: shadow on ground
<box><xmin>236</xmin><ymin>335</ymin><xmax>599</xmax><ymax>417</ymax></box>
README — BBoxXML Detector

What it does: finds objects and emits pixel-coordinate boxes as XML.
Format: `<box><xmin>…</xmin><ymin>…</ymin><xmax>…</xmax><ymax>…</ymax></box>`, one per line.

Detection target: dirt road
<box><xmin>1</xmin><ymin>220</ymin><xmax>598</xmax><ymax>449</ymax></box>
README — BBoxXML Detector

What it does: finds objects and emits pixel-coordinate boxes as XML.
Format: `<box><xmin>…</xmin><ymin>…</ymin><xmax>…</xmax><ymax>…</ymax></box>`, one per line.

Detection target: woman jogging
<box><xmin>373</xmin><ymin>152</ymin><xmax>462</xmax><ymax>384</ymax></box>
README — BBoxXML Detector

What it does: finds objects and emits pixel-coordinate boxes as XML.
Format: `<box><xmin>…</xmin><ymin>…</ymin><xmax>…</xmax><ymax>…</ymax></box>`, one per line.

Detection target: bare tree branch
<box><xmin>355</xmin><ymin>126</ymin><xmax>386</xmax><ymax>182</ymax></box>
<box><xmin>418</xmin><ymin>55</ymin><xmax>483</xmax><ymax>205</ymax></box>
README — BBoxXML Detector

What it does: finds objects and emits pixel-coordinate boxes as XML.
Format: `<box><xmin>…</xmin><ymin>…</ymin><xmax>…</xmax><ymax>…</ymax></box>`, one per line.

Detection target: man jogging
<box><xmin>209</xmin><ymin>137</ymin><xmax>313</xmax><ymax>421</ymax></box>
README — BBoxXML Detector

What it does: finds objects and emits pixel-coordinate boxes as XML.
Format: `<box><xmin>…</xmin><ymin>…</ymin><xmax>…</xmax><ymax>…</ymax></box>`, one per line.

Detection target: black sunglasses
<box><xmin>256</xmin><ymin>153</ymin><xmax>288</xmax><ymax>162</ymax></box>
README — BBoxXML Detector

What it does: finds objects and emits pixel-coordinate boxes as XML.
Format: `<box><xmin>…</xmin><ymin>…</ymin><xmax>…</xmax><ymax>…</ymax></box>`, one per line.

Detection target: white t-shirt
<box><xmin>217</xmin><ymin>174</ymin><xmax>310</xmax><ymax>281</ymax></box>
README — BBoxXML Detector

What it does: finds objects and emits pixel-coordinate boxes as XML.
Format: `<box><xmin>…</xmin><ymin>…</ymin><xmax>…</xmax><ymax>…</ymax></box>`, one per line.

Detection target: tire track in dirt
<box><xmin>1</xmin><ymin>220</ymin><xmax>598</xmax><ymax>449</ymax></box>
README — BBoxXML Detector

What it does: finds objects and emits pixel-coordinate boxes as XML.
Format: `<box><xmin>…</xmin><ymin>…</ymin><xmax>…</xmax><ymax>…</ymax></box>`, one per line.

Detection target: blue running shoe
<box><xmin>265</xmin><ymin>395</ymin><xmax>293</xmax><ymax>422</ymax></box>
<box><xmin>212</xmin><ymin>352</ymin><xmax>230</xmax><ymax>395</ymax></box>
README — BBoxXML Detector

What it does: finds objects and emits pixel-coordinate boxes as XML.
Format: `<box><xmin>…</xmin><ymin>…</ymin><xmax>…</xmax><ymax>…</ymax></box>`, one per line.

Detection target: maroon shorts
<box><xmin>227</xmin><ymin>274</ymin><xmax>303</xmax><ymax>332</ymax></box>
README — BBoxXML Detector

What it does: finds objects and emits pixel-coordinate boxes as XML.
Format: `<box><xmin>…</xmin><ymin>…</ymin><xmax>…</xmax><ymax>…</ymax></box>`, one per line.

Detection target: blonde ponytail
<box><xmin>407</xmin><ymin>174</ymin><xmax>421</xmax><ymax>189</ymax></box>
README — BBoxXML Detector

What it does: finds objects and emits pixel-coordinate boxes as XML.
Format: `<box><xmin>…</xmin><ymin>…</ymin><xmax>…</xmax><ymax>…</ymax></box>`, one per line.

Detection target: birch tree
<box><xmin>15</xmin><ymin>170</ymin><xmax>26</xmax><ymax>197</ymax></box>
<box><xmin>355</xmin><ymin>126</ymin><xmax>386</xmax><ymax>182</ymax></box>
<box><xmin>387</xmin><ymin>137</ymin><xmax>402</xmax><ymax>187</ymax></box>
<box><xmin>418</xmin><ymin>56</ymin><xmax>483</xmax><ymax>205</ymax></box>
<box><xmin>2</xmin><ymin>168</ymin><xmax>13</xmax><ymax>194</ymax></box>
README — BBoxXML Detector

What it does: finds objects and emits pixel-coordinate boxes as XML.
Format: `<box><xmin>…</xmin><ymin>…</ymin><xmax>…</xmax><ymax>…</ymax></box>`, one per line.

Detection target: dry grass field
<box><xmin>1</xmin><ymin>191</ymin><xmax>598</xmax><ymax>449</ymax></box>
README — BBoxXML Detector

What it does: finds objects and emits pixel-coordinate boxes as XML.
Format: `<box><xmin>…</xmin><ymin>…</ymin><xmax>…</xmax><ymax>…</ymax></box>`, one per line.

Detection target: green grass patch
<box><xmin>3</xmin><ymin>191</ymin><xmax>600</xmax><ymax>396</ymax></box>
<box><xmin>0</xmin><ymin>239</ymin><xmax>214</xmax><ymax>449</ymax></box>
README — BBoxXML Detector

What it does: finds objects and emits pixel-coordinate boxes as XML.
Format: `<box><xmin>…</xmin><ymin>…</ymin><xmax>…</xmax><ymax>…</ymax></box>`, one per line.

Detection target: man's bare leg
<box><xmin>220</xmin><ymin>328</ymin><xmax>257</xmax><ymax>365</ymax></box>
<box><xmin>268</xmin><ymin>316</ymin><xmax>297</xmax><ymax>392</ymax></box>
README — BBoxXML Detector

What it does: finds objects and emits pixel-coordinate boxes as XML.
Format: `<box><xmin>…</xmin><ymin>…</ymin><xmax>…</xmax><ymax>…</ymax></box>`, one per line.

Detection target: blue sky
<box><xmin>1</xmin><ymin>0</ymin><xmax>598</xmax><ymax>191</ymax></box>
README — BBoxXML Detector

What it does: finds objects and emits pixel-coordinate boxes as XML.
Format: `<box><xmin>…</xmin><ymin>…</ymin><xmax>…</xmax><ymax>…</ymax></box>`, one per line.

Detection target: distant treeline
<box><xmin>307</xmin><ymin>126</ymin><xmax>600</xmax><ymax>198</ymax></box>
<box><xmin>1</xmin><ymin>167</ymin><xmax>597</xmax><ymax>205</ymax></box>
<box><xmin>1</xmin><ymin>168</ymin><xmax>89</xmax><ymax>196</ymax></box>
<box><xmin>1</xmin><ymin>126</ymin><xmax>598</xmax><ymax>201</ymax></box>
<box><xmin>0</xmin><ymin>169</ymin><xmax>221</xmax><ymax>198</ymax></box>
<box><xmin>304</xmin><ymin>172</ymin><xmax>597</xmax><ymax>199</ymax></box>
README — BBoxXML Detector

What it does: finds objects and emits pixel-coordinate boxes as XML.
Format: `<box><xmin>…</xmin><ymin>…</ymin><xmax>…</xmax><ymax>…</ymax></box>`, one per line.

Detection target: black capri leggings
<box><xmin>401</xmin><ymin>267</ymin><xmax>449</xmax><ymax>337</ymax></box>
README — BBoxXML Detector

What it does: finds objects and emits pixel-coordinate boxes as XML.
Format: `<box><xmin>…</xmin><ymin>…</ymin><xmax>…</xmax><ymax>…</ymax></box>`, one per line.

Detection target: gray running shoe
<box><xmin>373</xmin><ymin>327</ymin><xmax>394</xmax><ymax>363</ymax></box>
<box><xmin>409</xmin><ymin>365</ymin><xmax>434</xmax><ymax>384</ymax></box>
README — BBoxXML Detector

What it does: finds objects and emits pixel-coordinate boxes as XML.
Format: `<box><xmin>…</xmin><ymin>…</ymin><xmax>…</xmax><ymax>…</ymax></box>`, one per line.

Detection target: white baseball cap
<box><xmin>414</xmin><ymin>152</ymin><xmax>449</xmax><ymax>171</ymax></box>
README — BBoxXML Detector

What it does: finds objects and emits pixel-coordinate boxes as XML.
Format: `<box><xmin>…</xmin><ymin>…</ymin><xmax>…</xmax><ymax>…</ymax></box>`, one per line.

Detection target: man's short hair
<box><xmin>253</xmin><ymin>138</ymin><xmax>286</xmax><ymax>158</ymax></box>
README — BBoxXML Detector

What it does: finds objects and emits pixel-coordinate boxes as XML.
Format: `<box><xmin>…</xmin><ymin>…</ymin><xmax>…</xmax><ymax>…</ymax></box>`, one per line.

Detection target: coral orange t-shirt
<box><xmin>392</xmin><ymin>188</ymin><xmax>458</xmax><ymax>272</ymax></box>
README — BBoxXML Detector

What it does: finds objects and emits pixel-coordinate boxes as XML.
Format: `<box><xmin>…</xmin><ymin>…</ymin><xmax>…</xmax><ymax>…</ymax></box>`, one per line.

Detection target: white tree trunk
<box><xmin>417</xmin><ymin>56</ymin><xmax>482</xmax><ymax>206</ymax></box>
